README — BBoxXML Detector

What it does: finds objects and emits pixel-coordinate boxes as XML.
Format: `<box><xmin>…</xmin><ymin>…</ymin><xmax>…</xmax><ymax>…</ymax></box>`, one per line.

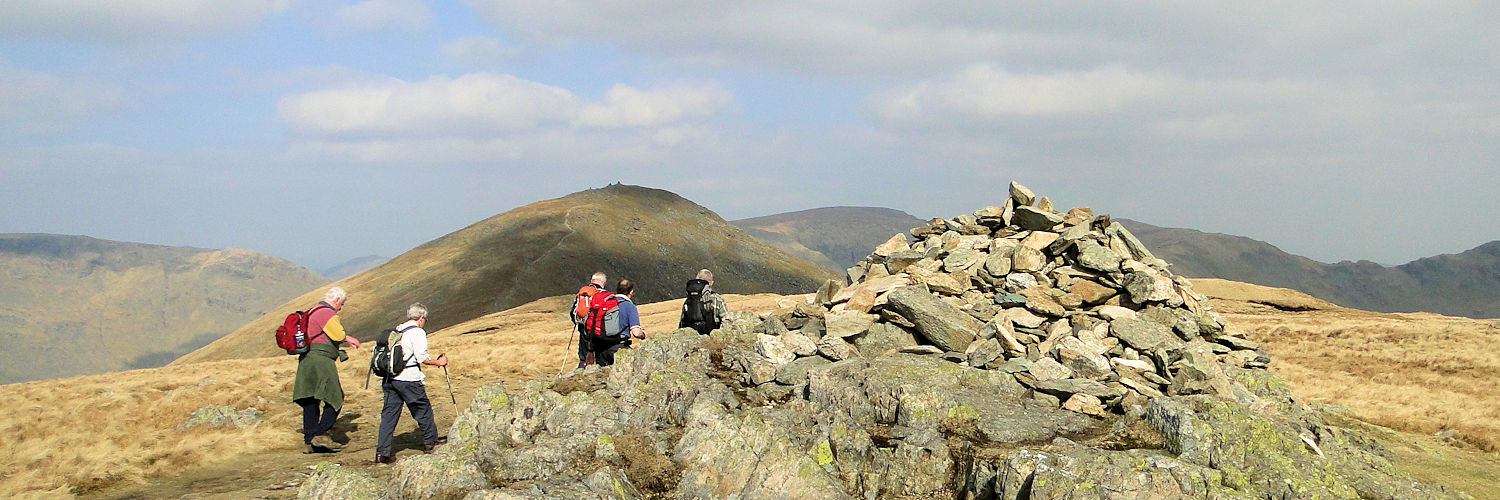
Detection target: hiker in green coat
<box><xmin>292</xmin><ymin>287</ymin><xmax>361</xmax><ymax>453</ymax></box>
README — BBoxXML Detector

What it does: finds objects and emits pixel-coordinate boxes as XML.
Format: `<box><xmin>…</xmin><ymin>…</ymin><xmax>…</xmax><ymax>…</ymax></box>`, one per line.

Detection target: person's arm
<box><xmin>712</xmin><ymin>294</ymin><xmax>728</xmax><ymax>323</ymax></box>
<box><xmin>324</xmin><ymin>315</ymin><xmax>360</xmax><ymax>348</ymax></box>
<box><xmin>408</xmin><ymin>329</ymin><xmax>430</xmax><ymax>366</ymax></box>
<box><xmin>424</xmin><ymin>354</ymin><xmax>448</xmax><ymax>367</ymax></box>
<box><xmin>625</xmin><ymin>302</ymin><xmax>646</xmax><ymax>339</ymax></box>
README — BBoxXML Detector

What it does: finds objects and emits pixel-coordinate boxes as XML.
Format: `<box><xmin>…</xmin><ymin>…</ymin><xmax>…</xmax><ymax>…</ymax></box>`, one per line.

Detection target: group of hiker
<box><xmin>288</xmin><ymin>269</ymin><xmax>728</xmax><ymax>464</ymax></box>
<box><xmin>568</xmin><ymin>268</ymin><xmax>727</xmax><ymax>368</ymax></box>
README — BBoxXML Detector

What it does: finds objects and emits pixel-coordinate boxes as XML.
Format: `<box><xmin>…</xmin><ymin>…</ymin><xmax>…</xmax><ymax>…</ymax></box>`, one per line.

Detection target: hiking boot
<box><xmin>311</xmin><ymin>435</ymin><xmax>342</xmax><ymax>452</ymax></box>
<box><xmin>423</xmin><ymin>436</ymin><xmax>448</xmax><ymax>453</ymax></box>
<box><xmin>303</xmin><ymin>443</ymin><xmax>316</xmax><ymax>454</ymax></box>
<box><xmin>374</xmin><ymin>455</ymin><xmax>395</xmax><ymax>464</ymax></box>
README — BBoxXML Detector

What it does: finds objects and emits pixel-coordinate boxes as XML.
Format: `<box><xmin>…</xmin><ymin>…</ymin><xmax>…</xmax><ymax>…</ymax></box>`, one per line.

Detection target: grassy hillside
<box><xmin>0</xmin><ymin>293</ymin><xmax>797</xmax><ymax>497</ymax></box>
<box><xmin>731</xmin><ymin>206</ymin><xmax>924</xmax><ymax>270</ymax></box>
<box><xmin>175</xmin><ymin>184</ymin><xmax>838</xmax><ymax>364</ymax></box>
<box><xmin>1205</xmin><ymin>278</ymin><xmax>1500</xmax><ymax>454</ymax></box>
<box><xmin>0</xmin><ymin>234</ymin><xmax>328</xmax><ymax>384</ymax></box>
<box><xmin>1122</xmin><ymin>219</ymin><xmax>1500</xmax><ymax>318</ymax></box>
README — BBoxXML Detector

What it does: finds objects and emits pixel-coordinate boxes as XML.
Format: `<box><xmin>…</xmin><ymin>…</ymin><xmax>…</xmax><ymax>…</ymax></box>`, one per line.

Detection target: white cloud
<box><xmin>578</xmin><ymin>83</ymin><xmax>732</xmax><ymax>128</ymax></box>
<box><xmin>877</xmin><ymin>65</ymin><xmax>1177</xmax><ymax>123</ymax></box>
<box><xmin>277</xmin><ymin>73</ymin><xmax>733</xmax><ymax>162</ymax></box>
<box><xmin>872</xmin><ymin>62</ymin><xmax>1497</xmax><ymax>147</ymax></box>
<box><xmin>0</xmin><ymin>67</ymin><xmax>125</xmax><ymax>134</ymax></box>
<box><xmin>277</xmin><ymin>73</ymin><xmax>579</xmax><ymax>139</ymax></box>
<box><xmin>463</xmin><ymin>1</ymin><xmax>1498</xmax><ymax>83</ymax></box>
<box><xmin>0</xmin><ymin>0</ymin><xmax>289</xmax><ymax>43</ymax></box>
<box><xmin>334</xmin><ymin>0</ymin><xmax>433</xmax><ymax>33</ymax></box>
<box><xmin>441</xmin><ymin>36</ymin><xmax>520</xmax><ymax>65</ymax></box>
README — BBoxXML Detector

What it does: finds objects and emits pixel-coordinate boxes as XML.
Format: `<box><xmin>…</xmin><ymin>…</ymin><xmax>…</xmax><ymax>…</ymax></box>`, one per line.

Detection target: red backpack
<box><xmin>582</xmin><ymin>292</ymin><xmax>623</xmax><ymax>339</ymax></box>
<box><xmin>275</xmin><ymin>305</ymin><xmax>331</xmax><ymax>355</ymax></box>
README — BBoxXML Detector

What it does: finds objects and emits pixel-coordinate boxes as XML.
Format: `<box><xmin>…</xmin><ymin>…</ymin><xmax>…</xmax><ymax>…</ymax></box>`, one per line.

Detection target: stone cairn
<box><xmin>751</xmin><ymin>181</ymin><xmax>1268</xmax><ymax>416</ymax></box>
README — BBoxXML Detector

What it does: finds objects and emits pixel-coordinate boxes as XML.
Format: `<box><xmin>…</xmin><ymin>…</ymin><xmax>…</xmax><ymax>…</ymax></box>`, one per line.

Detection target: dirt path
<box><xmin>85</xmin><ymin>372</ymin><xmax>493</xmax><ymax>500</ymax></box>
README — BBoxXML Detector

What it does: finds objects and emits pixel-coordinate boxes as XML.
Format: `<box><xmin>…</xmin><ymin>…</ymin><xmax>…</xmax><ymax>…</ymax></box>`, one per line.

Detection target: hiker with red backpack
<box><xmin>583</xmin><ymin>279</ymin><xmax>647</xmax><ymax>367</ymax></box>
<box><xmin>679</xmin><ymin>269</ymin><xmax>727</xmax><ymax>335</ymax></box>
<box><xmin>569</xmin><ymin>272</ymin><xmax>608</xmax><ymax>368</ymax></box>
<box><xmin>373</xmin><ymin>303</ymin><xmax>448</xmax><ymax>464</ymax></box>
<box><xmin>291</xmin><ymin>287</ymin><xmax>361</xmax><ymax>453</ymax></box>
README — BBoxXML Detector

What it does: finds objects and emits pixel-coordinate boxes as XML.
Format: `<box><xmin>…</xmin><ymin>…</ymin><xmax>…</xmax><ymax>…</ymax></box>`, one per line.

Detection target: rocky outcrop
<box><xmin>176</xmin><ymin>404</ymin><xmax>260</xmax><ymax>430</ymax></box>
<box><xmin>300</xmin><ymin>182</ymin><xmax>1468</xmax><ymax>499</ymax></box>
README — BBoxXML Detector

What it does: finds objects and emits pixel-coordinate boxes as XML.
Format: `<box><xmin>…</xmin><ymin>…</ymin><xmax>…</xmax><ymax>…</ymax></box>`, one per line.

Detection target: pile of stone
<box><xmin>745</xmin><ymin>181</ymin><xmax>1269</xmax><ymax>416</ymax></box>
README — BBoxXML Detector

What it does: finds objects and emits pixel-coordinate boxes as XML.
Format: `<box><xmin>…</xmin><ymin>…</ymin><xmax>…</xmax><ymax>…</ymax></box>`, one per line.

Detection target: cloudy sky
<box><xmin>3</xmin><ymin>1</ymin><xmax>1497</xmax><ymax>270</ymax></box>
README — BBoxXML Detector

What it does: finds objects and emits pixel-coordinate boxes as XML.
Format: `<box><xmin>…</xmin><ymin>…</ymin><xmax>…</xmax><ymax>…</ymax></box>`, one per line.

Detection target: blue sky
<box><xmin>3</xmin><ymin>1</ymin><xmax>1498</xmax><ymax>270</ymax></box>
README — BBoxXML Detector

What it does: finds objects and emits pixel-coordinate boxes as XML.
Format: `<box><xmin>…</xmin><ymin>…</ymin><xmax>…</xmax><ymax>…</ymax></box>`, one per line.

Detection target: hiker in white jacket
<box><xmin>374</xmin><ymin>303</ymin><xmax>448</xmax><ymax>464</ymax></box>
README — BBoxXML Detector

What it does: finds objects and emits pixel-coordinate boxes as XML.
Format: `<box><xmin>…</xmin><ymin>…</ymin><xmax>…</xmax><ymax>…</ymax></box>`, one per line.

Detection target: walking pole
<box><xmin>364</xmin><ymin>367</ymin><xmax>372</xmax><ymax>390</ymax></box>
<box><xmin>441</xmin><ymin>356</ymin><xmax>456</xmax><ymax>405</ymax></box>
<box><xmin>559</xmin><ymin>327</ymin><xmax>575</xmax><ymax>375</ymax></box>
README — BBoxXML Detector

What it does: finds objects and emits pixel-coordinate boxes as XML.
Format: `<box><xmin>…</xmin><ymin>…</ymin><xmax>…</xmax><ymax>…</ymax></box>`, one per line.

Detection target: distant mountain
<box><xmin>0</xmin><ymin>234</ymin><xmax>329</xmax><ymax>384</ymax></box>
<box><xmin>729</xmin><ymin>207</ymin><xmax>1500</xmax><ymax>318</ymax></box>
<box><xmin>1119</xmin><ymin>219</ymin><xmax>1500</xmax><ymax>318</ymax></box>
<box><xmin>321</xmin><ymin>255</ymin><xmax>388</xmax><ymax>280</ymax></box>
<box><xmin>176</xmin><ymin>184</ymin><xmax>840</xmax><ymax>363</ymax></box>
<box><xmin>731</xmin><ymin>207</ymin><xmax>925</xmax><ymax>270</ymax></box>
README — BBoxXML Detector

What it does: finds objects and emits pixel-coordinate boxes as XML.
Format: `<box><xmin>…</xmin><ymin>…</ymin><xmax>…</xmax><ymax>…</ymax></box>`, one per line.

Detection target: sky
<box><xmin>2</xmin><ymin>1</ymin><xmax>1498</xmax><ymax>270</ymax></box>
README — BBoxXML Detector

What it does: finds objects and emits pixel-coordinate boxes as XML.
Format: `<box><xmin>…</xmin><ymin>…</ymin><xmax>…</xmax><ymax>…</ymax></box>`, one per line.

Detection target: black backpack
<box><xmin>681</xmin><ymin>279</ymin><xmax>716</xmax><ymax>334</ymax></box>
<box><xmin>369</xmin><ymin>325</ymin><xmax>418</xmax><ymax>379</ymax></box>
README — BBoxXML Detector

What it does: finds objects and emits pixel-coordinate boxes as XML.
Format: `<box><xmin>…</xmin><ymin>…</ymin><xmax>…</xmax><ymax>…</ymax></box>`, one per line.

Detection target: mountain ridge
<box><xmin>0</xmin><ymin>233</ymin><xmax>329</xmax><ymax>383</ymax></box>
<box><xmin>731</xmin><ymin>206</ymin><xmax>925</xmax><ymax>270</ymax></box>
<box><xmin>729</xmin><ymin>206</ymin><xmax>1500</xmax><ymax>318</ymax></box>
<box><xmin>175</xmin><ymin>184</ymin><xmax>839</xmax><ymax>364</ymax></box>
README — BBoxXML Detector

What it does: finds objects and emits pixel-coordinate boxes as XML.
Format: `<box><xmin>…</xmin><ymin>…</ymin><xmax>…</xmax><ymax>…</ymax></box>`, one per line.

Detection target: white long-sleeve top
<box><xmin>393</xmin><ymin>319</ymin><xmax>430</xmax><ymax>382</ymax></box>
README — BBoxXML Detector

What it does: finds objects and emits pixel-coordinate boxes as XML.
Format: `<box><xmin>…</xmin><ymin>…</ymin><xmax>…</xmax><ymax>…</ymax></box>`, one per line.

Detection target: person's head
<box><xmin>616</xmin><ymin>279</ymin><xmax>635</xmax><ymax>297</ymax></box>
<box><xmin>407</xmin><ymin>303</ymin><xmax>428</xmax><ymax>326</ymax></box>
<box><xmin>590</xmin><ymin>272</ymin><xmax>607</xmax><ymax>286</ymax></box>
<box><xmin>325</xmin><ymin>287</ymin><xmax>348</xmax><ymax>310</ymax></box>
<box><xmin>696</xmin><ymin>269</ymin><xmax>714</xmax><ymax>286</ymax></box>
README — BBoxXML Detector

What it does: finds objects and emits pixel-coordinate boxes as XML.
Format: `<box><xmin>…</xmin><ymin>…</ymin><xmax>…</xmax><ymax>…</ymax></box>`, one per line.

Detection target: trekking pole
<box><xmin>559</xmin><ymin>328</ymin><xmax>576</xmax><ymax>375</ymax></box>
<box><xmin>441</xmin><ymin>356</ymin><xmax>456</xmax><ymax>405</ymax></box>
<box><xmin>364</xmin><ymin>367</ymin><xmax>372</xmax><ymax>390</ymax></box>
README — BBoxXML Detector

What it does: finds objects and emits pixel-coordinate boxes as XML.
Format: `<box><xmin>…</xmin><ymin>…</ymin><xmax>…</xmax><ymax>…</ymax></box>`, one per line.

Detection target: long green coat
<box><xmin>292</xmin><ymin>342</ymin><xmax>346</xmax><ymax>411</ymax></box>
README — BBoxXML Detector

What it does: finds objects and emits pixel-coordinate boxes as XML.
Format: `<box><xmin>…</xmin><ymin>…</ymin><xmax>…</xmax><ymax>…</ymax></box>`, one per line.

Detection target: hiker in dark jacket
<box><xmin>292</xmin><ymin>287</ymin><xmax>361</xmax><ymax>453</ymax></box>
<box><xmin>679</xmin><ymin>269</ymin><xmax>727</xmax><ymax>335</ymax></box>
<box><xmin>571</xmin><ymin>272</ymin><xmax>607</xmax><ymax>368</ymax></box>
<box><xmin>374</xmin><ymin>303</ymin><xmax>448</xmax><ymax>464</ymax></box>
<box><xmin>595</xmin><ymin>279</ymin><xmax>646</xmax><ymax>367</ymax></box>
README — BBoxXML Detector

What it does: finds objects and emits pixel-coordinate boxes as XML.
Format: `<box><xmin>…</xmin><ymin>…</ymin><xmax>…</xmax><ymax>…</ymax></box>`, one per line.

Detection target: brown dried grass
<box><xmin>0</xmin><ymin>293</ymin><xmax>796</xmax><ymax>497</ymax></box>
<box><xmin>1202</xmin><ymin>279</ymin><xmax>1500</xmax><ymax>452</ymax></box>
<box><xmin>8</xmin><ymin>279</ymin><xmax>1495</xmax><ymax>497</ymax></box>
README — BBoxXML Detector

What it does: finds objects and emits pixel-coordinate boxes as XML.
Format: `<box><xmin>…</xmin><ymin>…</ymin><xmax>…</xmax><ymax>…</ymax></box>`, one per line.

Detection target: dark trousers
<box><xmin>576</xmin><ymin>328</ymin><xmax>591</xmax><ymax>368</ymax></box>
<box><xmin>377</xmin><ymin>378</ymin><xmax>438</xmax><ymax>457</ymax></box>
<box><xmin>591</xmin><ymin>336</ymin><xmax>631</xmax><ymax>367</ymax></box>
<box><xmin>296</xmin><ymin>397</ymin><xmax>339</xmax><ymax>444</ymax></box>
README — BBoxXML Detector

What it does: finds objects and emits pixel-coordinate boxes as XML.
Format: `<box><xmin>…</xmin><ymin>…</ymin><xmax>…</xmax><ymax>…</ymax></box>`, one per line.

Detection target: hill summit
<box><xmin>176</xmin><ymin>184</ymin><xmax>837</xmax><ymax>363</ymax></box>
<box><xmin>299</xmin><ymin>182</ymin><xmax>1461</xmax><ymax>499</ymax></box>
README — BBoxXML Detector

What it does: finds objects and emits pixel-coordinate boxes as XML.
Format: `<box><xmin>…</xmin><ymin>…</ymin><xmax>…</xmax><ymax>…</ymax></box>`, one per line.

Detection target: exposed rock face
<box><xmin>301</xmin><ymin>183</ymin><xmax>1466</xmax><ymax>500</ymax></box>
